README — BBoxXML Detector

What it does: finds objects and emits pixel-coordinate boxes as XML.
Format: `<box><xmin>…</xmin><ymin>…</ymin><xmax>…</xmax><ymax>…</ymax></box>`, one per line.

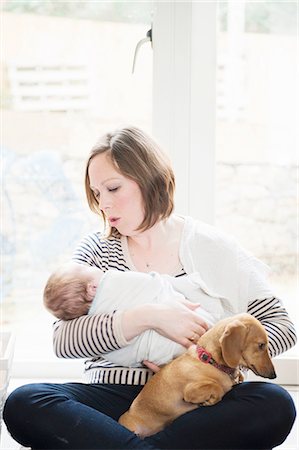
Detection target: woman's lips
<box><xmin>109</xmin><ymin>217</ymin><xmax>120</xmax><ymax>225</ymax></box>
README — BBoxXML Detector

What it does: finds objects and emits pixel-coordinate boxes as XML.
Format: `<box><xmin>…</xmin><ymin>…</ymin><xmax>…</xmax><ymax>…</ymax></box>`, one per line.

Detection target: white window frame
<box><xmin>151</xmin><ymin>0</ymin><xmax>298</xmax><ymax>386</ymax></box>
<box><xmin>152</xmin><ymin>1</ymin><xmax>216</xmax><ymax>224</ymax></box>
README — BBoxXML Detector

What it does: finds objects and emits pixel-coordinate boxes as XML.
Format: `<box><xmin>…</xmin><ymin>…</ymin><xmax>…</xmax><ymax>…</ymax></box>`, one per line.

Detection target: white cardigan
<box><xmin>180</xmin><ymin>216</ymin><xmax>274</xmax><ymax>314</ymax></box>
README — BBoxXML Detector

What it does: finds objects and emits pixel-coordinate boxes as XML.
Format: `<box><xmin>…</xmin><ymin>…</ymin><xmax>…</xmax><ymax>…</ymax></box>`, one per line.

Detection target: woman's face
<box><xmin>88</xmin><ymin>152</ymin><xmax>145</xmax><ymax>236</ymax></box>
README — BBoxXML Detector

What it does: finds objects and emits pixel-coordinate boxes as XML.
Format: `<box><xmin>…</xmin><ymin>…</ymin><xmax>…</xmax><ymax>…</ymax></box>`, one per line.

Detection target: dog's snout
<box><xmin>268</xmin><ymin>369</ymin><xmax>277</xmax><ymax>379</ymax></box>
<box><xmin>258</xmin><ymin>365</ymin><xmax>276</xmax><ymax>379</ymax></box>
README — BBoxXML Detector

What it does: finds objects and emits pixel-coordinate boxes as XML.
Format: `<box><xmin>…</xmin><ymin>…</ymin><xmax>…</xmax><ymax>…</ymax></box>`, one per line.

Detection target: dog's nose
<box><xmin>268</xmin><ymin>369</ymin><xmax>277</xmax><ymax>379</ymax></box>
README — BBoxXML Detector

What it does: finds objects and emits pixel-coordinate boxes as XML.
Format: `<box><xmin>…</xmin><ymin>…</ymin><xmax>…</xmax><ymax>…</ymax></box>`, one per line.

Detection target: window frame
<box><xmin>152</xmin><ymin>1</ymin><xmax>216</xmax><ymax>224</ymax></box>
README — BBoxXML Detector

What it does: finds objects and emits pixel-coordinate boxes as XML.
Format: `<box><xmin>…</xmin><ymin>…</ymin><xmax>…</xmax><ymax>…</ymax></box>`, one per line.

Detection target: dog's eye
<box><xmin>258</xmin><ymin>343</ymin><xmax>266</xmax><ymax>350</ymax></box>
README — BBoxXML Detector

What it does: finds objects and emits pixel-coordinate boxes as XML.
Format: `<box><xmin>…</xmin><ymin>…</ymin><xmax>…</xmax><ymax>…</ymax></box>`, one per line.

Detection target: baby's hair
<box><xmin>43</xmin><ymin>265</ymin><xmax>91</xmax><ymax>320</ymax></box>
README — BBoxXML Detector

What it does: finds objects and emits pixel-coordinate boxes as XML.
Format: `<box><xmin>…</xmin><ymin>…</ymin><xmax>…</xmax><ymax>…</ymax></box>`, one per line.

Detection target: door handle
<box><xmin>132</xmin><ymin>28</ymin><xmax>152</xmax><ymax>74</ymax></box>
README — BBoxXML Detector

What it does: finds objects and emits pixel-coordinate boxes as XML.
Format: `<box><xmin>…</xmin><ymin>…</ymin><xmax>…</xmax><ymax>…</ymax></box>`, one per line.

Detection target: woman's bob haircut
<box><xmin>85</xmin><ymin>126</ymin><xmax>175</xmax><ymax>237</ymax></box>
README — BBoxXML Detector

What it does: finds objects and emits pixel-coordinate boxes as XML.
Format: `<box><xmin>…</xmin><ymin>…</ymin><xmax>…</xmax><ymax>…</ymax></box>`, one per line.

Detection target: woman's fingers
<box><xmin>180</xmin><ymin>317</ymin><xmax>208</xmax><ymax>348</ymax></box>
<box><xmin>150</xmin><ymin>303</ymin><xmax>209</xmax><ymax>346</ymax></box>
<box><xmin>175</xmin><ymin>299</ymin><xmax>209</xmax><ymax>331</ymax></box>
<box><xmin>195</xmin><ymin>316</ymin><xmax>209</xmax><ymax>332</ymax></box>
<box><xmin>182</xmin><ymin>328</ymin><xmax>204</xmax><ymax>348</ymax></box>
<box><xmin>189</xmin><ymin>331</ymin><xmax>199</xmax><ymax>343</ymax></box>
<box><xmin>180</xmin><ymin>298</ymin><xmax>201</xmax><ymax>311</ymax></box>
<box><xmin>190</xmin><ymin>315</ymin><xmax>209</xmax><ymax>335</ymax></box>
<box><xmin>143</xmin><ymin>360</ymin><xmax>161</xmax><ymax>373</ymax></box>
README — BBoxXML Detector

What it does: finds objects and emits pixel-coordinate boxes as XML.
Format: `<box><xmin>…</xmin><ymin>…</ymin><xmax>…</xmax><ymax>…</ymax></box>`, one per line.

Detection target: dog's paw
<box><xmin>184</xmin><ymin>381</ymin><xmax>224</xmax><ymax>406</ymax></box>
<box><xmin>134</xmin><ymin>432</ymin><xmax>143</xmax><ymax>439</ymax></box>
<box><xmin>199</xmin><ymin>394</ymin><xmax>220</xmax><ymax>406</ymax></box>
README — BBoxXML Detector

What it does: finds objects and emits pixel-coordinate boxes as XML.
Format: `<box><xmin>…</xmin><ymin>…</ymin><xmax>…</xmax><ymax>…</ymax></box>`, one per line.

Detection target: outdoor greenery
<box><xmin>1</xmin><ymin>0</ymin><xmax>154</xmax><ymax>24</ymax></box>
<box><xmin>1</xmin><ymin>1</ymin><xmax>297</xmax><ymax>33</ymax></box>
<box><xmin>219</xmin><ymin>1</ymin><xmax>297</xmax><ymax>34</ymax></box>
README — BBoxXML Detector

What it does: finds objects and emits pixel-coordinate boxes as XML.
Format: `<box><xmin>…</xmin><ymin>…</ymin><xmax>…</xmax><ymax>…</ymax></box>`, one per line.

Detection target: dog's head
<box><xmin>219</xmin><ymin>314</ymin><xmax>276</xmax><ymax>379</ymax></box>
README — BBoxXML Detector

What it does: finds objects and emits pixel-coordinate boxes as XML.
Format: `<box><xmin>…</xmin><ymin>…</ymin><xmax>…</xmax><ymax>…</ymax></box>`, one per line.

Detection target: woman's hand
<box><xmin>121</xmin><ymin>301</ymin><xmax>208</xmax><ymax>347</ymax></box>
<box><xmin>143</xmin><ymin>360</ymin><xmax>161</xmax><ymax>373</ymax></box>
<box><xmin>149</xmin><ymin>301</ymin><xmax>208</xmax><ymax>348</ymax></box>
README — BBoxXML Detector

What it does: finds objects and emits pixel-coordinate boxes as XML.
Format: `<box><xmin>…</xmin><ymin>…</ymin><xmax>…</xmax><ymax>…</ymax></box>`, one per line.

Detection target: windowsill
<box><xmin>11</xmin><ymin>352</ymin><xmax>299</xmax><ymax>385</ymax></box>
<box><xmin>247</xmin><ymin>354</ymin><xmax>299</xmax><ymax>386</ymax></box>
<box><xmin>11</xmin><ymin>358</ymin><xmax>84</xmax><ymax>379</ymax></box>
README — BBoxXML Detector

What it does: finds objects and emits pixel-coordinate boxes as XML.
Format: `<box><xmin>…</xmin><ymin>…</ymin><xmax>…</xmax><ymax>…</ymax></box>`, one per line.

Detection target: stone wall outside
<box><xmin>216</xmin><ymin>162</ymin><xmax>297</xmax><ymax>276</ymax></box>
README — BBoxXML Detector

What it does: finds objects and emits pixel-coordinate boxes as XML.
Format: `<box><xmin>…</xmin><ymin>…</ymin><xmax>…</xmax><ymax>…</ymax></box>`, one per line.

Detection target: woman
<box><xmin>4</xmin><ymin>126</ymin><xmax>297</xmax><ymax>449</ymax></box>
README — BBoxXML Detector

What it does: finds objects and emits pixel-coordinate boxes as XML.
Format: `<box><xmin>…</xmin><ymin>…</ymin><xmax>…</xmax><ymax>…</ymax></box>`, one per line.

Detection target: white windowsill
<box><xmin>11</xmin><ymin>354</ymin><xmax>299</xmax><ymax>385</ymax></box>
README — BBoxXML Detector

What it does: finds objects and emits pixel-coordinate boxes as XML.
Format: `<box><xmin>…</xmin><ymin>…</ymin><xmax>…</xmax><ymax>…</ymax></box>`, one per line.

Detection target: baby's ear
<box><xmin>86</xmin><ymin>283</ymin><xmax>97</xmax><ymax>302</ymax></box>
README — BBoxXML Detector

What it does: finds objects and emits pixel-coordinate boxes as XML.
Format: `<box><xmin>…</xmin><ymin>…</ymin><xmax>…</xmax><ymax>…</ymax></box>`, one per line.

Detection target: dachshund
<box><xmin>119</xmin><ymin>313</ymin><xmax>276</xmax><ymax>438</ymax></box>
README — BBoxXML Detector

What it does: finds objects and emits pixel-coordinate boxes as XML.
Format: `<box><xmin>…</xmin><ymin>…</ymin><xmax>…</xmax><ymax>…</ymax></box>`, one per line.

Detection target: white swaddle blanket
<box><xmin>88</xmin><ymin>270</ymin><xmax>231</xmax><ymax>367</ymax></box>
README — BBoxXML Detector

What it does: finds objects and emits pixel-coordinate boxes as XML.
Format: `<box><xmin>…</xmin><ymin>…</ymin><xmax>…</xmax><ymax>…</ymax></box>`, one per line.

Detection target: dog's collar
<box><xmin>196</xmin><ymin>346</ymin><xmax>236</xmax><ymax>378</ymax></box>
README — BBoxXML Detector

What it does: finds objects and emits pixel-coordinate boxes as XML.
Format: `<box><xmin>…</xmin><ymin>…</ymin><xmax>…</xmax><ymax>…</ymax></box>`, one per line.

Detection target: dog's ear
<box><xmin>219</xmin><ymin>320</ymin><xmax>248</xmax><ymax>367</ymax></box>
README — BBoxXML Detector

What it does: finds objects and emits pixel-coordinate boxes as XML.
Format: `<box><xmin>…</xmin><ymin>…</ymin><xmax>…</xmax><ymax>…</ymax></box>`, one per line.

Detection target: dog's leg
<box><xmin>119</xmin><ymin>411</ymin><xmax>166</xmax><ymax>438</ymax></box>
<box><xmin>235</xmin><ymin>370</ymin><xmax>244</xmax><ymax>384</ymax></box>
<box><xmin>183</xmin><ymin>381</ymin><xmax>225</xmax><ymax>406</ymax></box>
<box><xmin>119</xmin><ymin>411</ymin><xmax>151</xmax><ymax>437</ymax></box>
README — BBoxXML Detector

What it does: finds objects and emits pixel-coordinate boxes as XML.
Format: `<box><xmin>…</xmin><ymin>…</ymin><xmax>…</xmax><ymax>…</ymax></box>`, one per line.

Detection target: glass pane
<box><xmin>215</xmin><ymin>1</ymin><xmax>298</xmax><ymax>355</ymax></box>
<box><xmin>1</xmin><ymin>1</ymin><xmax>153</xmax><ymax>363</ymax></box>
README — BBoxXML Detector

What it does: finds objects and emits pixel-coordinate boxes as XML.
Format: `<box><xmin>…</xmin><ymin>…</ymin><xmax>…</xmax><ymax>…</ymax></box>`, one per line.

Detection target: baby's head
<box><xmin>43</xmin><ymin>262</ymin><xmax>103</xmax><ymax>320</ymax></box>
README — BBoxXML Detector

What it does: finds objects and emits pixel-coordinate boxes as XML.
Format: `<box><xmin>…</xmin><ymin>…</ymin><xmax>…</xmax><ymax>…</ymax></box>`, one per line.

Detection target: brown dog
<box><xmin>119</xmin><ymin>313</ymin><xmax>276</xmax><ymax>438</ymax></box>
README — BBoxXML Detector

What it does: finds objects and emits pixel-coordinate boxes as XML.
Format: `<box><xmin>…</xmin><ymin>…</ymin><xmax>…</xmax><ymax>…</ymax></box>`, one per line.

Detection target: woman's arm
<box><xmin>53</xmin><ymin>300</ymin><xmax>206</xmax><ymax>358</ymax></box>
<box><xmin>54</xmin><ymin>232</ymin><xmax>131</xmax><ymax>359</ymax></box>
<box><xmin>53</xmin><ymin>311</ymin><xmax>128</xmax><ymax>358</ymax></box>
<box><xmin>247</xmin><ymin>297</ymin><xmax>297</xmax><ymax>357</ymax></box>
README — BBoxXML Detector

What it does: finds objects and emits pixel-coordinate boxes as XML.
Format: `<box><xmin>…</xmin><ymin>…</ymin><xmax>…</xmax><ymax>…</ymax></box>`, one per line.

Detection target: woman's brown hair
<box><xmin>85</xmin><ymin>126</ymin><xmax>175</xmax><ymax>236</ymax></box>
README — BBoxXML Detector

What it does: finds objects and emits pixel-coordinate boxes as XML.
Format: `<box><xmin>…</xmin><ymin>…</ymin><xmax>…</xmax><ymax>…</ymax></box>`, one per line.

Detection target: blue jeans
<box><xmin>3</xmin><ymin>381</ymin><xmax>296</xmax><ymax>449</ymax></box>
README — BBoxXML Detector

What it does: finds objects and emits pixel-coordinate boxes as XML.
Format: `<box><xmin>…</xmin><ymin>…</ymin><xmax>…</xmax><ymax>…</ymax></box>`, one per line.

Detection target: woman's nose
<box><xmin>100</xmin><ymin>192</ymin><xmax>112</xmax><ymax>211</ymax></box>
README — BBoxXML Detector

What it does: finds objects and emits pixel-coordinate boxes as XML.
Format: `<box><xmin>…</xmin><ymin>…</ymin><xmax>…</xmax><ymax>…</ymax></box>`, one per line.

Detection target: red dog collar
<box><xmin>196</xmin><ymin>346</ymin><xmax>236</xmax><ymax>378</ymax></box>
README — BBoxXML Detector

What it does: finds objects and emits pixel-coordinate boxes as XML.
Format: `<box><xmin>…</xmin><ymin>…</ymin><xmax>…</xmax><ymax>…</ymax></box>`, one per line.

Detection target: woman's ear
<box><xmin>219</xmin><ymin>320</ymin><xmax>248</xmax><ymax>367</ymax></box>
<box><xmin>86</xmin><ymin>283</ymin><xmax>97</xmax><ymax>302</ymax></box>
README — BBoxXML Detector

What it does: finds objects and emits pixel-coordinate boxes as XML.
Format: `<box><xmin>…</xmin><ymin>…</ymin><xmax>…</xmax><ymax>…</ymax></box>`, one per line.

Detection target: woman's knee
<box><xmin>235</xmin><ymin>382</ymin><xmax>296</xmax><ymax>419</ymax></box>
<box><xmin>3</xmin><ymin>384</ymin><xmax>42</xmax><ymax>444</ymax></box>
<box><xmin>230</xmin><ymin>382</ymin><xmax>296</xmax><ymax>447</ymax></box>
<box><xmin>259</xmin><ymin>383</ymin><xmax>296</xmax><ymax>438</ymax></box>
<box><xmin>3</xmin><ymin>383</ymin><xmax>65</xmax><ymax>444</ymax></box>
<box><xmin>4</xmin><ymin>384</ymin><xmax>36</xmax><ymax>422</ymax></box>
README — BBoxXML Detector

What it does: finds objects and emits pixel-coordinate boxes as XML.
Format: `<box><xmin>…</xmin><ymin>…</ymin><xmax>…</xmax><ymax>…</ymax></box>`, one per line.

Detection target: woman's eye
<box><xmin>108</xmin><ymin>187</ymin><xmax>119</xmax><ymax>192</ymax></box>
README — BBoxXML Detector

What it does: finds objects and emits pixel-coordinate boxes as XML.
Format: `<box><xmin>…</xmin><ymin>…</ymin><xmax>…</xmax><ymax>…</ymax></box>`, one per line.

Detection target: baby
<box><xmin>44</xmin><ymin>263</ymin><xmax>230</xmax><ymax>367</ymax></box>
<box><xmin>44</xmin><ymin>263</ymin><xmax>105</xmax><ymax>321</ymax></box>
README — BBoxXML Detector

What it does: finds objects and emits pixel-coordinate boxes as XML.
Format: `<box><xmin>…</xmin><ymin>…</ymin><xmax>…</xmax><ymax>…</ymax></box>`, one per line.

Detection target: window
<box><xmin>152</xmin><ymin>1</ymin><xmax>297</xmax><ymax>384</ymax></box>
<box><xmin>2</xmin><ymin>1</ymin><xmax>297</xmax><ymax>383</ymax></box>
<box><xmin>1</xmin><ymin>1</ymin><xmax>153</xmax><ymax>372</ymax></box>
<box><xmin>215</xmin><ymin>1</ymin><xmax>298</xmax><ymax>357</ymax></box>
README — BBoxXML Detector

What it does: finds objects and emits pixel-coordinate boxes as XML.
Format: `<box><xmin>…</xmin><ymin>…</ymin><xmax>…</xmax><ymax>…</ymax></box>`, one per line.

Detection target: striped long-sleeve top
<box><xmin>53</xmin><ymin>226</ymin><xmax>297</xmax><ymax>386</ymax></box>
